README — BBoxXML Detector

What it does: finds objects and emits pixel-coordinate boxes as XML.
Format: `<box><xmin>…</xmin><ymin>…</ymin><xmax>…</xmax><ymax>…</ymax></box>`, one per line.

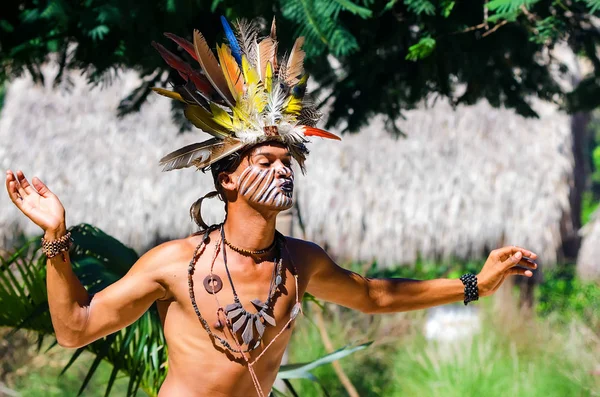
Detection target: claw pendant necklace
<box><xmin>217</xmin><ymin>226</ymin><xmax>285</xmax><ymax>345</ymax></box>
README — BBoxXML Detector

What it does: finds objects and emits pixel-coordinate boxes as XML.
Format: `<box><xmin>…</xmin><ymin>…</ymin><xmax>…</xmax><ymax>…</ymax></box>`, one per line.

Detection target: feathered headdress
<box><xmin>152</xmin><ymin>16</ymin><xmax>340</xmax><ymax>173</ymax></box>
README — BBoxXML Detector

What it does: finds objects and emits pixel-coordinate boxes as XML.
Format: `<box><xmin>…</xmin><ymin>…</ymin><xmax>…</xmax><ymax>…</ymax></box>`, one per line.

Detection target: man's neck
<box><xmin>223</xmin><ymin>205</ymin><xmax>279</xmax><ymax>251</ymax></box>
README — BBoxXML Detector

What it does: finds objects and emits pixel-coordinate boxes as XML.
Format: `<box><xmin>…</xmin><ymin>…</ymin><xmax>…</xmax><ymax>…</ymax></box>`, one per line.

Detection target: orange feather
<box><xmin>301</xmin><ymin>126</ymin><xmax>341</xmax><ymax>141</ymax></box>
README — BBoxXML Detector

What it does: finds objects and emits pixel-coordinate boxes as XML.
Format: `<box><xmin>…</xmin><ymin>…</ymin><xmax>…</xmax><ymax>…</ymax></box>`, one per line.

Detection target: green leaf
<box><xmin>277</xmin><ymin>341</ymin><xmax>373</xmax><ymax>379</ymax></box>
<box><xmin>88</xmin><ymin>25</ymin><xmax>109</xmax><ymax>41</ymax></box>
<box><xmin>486</xmin><ymin>0</ymin><xmax>540</xmax><ymax>13</ymax></box>
<box><xmin>441</xmin><ymin>0</ymin><xmax>455</xmax><ymax>17</ymax></box>
<box><xmin>406</xmin><ymin>36</ymin><xmax>436</xmax><ymax>61</ymax></box>
<box><xmin>405</xmin><ymin>0</ymin><xmax>436</xmax><ymax>15</ymax></box>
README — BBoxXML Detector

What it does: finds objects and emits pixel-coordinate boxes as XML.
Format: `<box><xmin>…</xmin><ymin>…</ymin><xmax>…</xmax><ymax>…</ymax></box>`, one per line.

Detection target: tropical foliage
<box><xmin>1</xmin><ymin>0</ymin><xmax>600</xmax><ymax>134</ymax></box>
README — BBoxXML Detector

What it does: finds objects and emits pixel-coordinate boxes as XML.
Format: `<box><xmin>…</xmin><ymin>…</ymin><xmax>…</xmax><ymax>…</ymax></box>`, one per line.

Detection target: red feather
<box><xmin>164</xmin><ymin>32</ymin><xmax>198</xmax><ymax>61</ymax></box>
<box><xmin>152</xmin><ymin>41</ymin><xmax>214</xmax><ymax>96</ymax></box>
<box><xmin>301</xmin><ymin>126</ymin><xmax>341</xmax><ymax>141</ymax></box>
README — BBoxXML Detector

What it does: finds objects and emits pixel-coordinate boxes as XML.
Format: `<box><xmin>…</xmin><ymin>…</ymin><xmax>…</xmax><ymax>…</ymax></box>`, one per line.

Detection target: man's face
<box><xmin>232</xmin><ymin>143</ymin><xmax>294</xmax><ymax>211</ymax></box>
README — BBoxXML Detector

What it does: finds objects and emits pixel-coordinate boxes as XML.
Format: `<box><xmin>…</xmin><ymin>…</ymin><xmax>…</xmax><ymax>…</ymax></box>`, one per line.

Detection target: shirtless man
<box><xmin>5</xmin><ymin>151</ymin><xmax>536</xmax><ymax>396</ymax></box>
<box><xmin>4</xmin><ymin>16</ymin><xmax>538</xmax><ymax>397</ymax></box>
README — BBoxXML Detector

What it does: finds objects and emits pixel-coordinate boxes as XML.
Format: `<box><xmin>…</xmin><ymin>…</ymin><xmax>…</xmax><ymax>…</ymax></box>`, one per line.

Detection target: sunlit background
<box><xmin>1</xmin><ymin>1</ymin><xmax>599</xmax><ymax>396</ymax></box>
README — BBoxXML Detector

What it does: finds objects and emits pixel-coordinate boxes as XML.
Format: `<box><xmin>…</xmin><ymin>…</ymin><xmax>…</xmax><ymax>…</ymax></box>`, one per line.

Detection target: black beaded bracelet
<box><xmin>459</xmin><ymin>273</ymin><xmax>479</xmax><ymax>305</ymax></box>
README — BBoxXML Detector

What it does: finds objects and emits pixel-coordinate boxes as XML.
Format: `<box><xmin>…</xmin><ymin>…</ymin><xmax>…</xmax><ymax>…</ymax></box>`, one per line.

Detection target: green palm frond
<box><xmin>0</xmin><ymin>224</ymin><xmax>165</xmax><ymax>397</ymax></box>
<box><xmin>279</xmin><ymin>0</ymin><xmax>373</xmax><ymax>57</ymax></box>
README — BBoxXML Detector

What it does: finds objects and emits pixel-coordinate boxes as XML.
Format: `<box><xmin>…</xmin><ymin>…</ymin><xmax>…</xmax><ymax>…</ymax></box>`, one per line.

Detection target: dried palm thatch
<box><xmin>293</xmin><ymin>99</ymin><xmax>574</xmax><ymax>267</ymax></box>
<box><xmin>0</xmin><ymin>62</ymin><xmax>574</xmax><ymax>268</ymax></box>
<box><xmin>577</xmin><ymin>210</ymin><xmax>600</xmax><ymax>281</ymax></box>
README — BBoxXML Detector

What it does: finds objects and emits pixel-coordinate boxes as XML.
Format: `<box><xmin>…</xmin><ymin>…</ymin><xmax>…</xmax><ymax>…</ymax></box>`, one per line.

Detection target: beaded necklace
<box><xmin>187</xmin><ymin>224</ymin><xmax>302</xmax><ymax>396</ymax></box>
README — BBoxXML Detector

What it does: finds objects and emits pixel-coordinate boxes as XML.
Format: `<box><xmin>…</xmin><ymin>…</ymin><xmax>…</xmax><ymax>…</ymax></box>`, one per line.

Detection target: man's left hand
<box><xmin>477</xmin><ymin>246</ymin><xmax>538</xmax><ymax>297</ymax></box>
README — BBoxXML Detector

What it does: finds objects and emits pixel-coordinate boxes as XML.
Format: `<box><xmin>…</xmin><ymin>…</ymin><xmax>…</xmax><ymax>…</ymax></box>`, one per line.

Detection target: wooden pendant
<box><xmin>242</xmin><ymin>314</ymin><xmax>254</xmax><ymax>345</ymax></box>
<box><xmin>203</xmin><ymin>274</ymin><xmax>223</xmax><ymax>294</ymax></box>
<box><xmin>254</xmin><ymin>315</ymin><xmax>266</xmax><ymax>338</ymax></box>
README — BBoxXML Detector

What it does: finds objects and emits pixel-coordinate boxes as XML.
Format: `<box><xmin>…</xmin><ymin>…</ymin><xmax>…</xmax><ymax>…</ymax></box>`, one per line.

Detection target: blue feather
<box><xmin>220</xmin><ymin>16</ymin><xmax>242</xmax><ymax>66</ymax></box>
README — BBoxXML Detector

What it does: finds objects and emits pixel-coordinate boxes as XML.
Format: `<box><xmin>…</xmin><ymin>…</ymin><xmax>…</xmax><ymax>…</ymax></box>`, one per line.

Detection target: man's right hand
<box><xmin>5</xmin><ymin>170</ymin><xmax>66</xmax><ymax>238</ymax></box>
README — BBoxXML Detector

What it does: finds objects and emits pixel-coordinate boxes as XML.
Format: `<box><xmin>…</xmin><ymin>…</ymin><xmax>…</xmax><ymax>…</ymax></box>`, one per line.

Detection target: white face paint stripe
<box><xmin>253</xmin><ymin>169</ymin><xmax>276</xmax><ymax>202</ymax></box>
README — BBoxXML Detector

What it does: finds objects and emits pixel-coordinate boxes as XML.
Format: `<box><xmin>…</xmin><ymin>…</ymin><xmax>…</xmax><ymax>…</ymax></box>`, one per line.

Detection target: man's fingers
<box><xmin>518</xmin><ymin>257</ymin><xmax>538</xmax><ymax>270</ymax></box>
<box><xmin>6</xmin><ymin>174</ymin><xmax>24</xmax><ymax>208</ymax></box>
<box><xmin>493</xmin><ymin>246</ymin><xmax>538</xmax><ymax>261</ymax></box>
<box><xmin>16</xmin><ymin>170</ymin><xmax>37</xmax><ymax>195</ymax></box>
<box><xmin>508</xmin><ymin>268</ymin><xmax>533</xmax><ymax>277</ymax></box>
<box><xmin>31</xmin><ymin>177</ymin><xmax>53</xmax><ymax>198</ymax></box>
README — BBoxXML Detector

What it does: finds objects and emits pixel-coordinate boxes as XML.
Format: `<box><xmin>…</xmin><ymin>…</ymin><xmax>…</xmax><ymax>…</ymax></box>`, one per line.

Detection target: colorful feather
<box><xmin>221</xmin><ymin>16</ymin><xmax>242</xmax><ymax>66</ymax></box>
<box><xmin>159</xmin><ymin>138</ymin><xmax>223</xmax><ymax>171</ymax></box>
<box><xmin>291</xmin><ymin>74</ymin><xmax>309</xmax><ymax>99</ymax></box>
<box><xmin>192</xmin><ymin>139</ymin><xmax>245</xmax><ymax>170</ymax></box>
<box><xmin>152</xmin><ymin>41</ymin><xmax>215</xmax><ymax>97</ymax></box>
<box><xmin>257</xmin><ymin>37</ymin><xmax>277</xmax><ymax>81</ymax></box>
<box><xmin>300</xmin><ymin>126</ymin><xmax>341</xmax><ymax>141</ymax></box>
<box><xmin>241</xmin><ymin>55</ymin><xmax>260</xmax><ymax>86</ymax></box>
<box><xmin>285</xmin><ymin>37</ymin><xmax>305</xmax><ymax>86</ymax></box>
<box><xmin>264</xmin><ymin>62</ymin><xmax>273</xmax><ymax>93</ymax></box>
<box><xmin>175</xmin><ymin>80</ymin><xmax>210</xmax><ymax>111</ymax></box>
<box><xmin>233</xmin><ymin>18</ymin><xmax>259</xmax><ymax>67</ymax></box>
<box><xmin>193</xmin><ymin>30</ymin><xmax>236</xmax><ymax>107</ymax></box>
<box><xmin>209</xmin><ymin>102</ymin><xmax>234</xmax><ymax>130</ymax></box>
<box><xmin>270</xmin><ymin>17</ymin><xmax>279</xmax><ymax>71</ymax></box>
<box><xmin>185</xmin><ymin>105</ymin><xmax>230</xmax><ymax>137</ymax></box>
<box><xmin>164</xmin><ymin>32</ymin><xmax>198</xmax><ymax>61</ymax></box>
<box><xmin>151</xmin><ymin>87</ymin><xmax>185</xmax><ymax>103</ymax></box>
<box><xmin>217</xmin><ymin>44</ymin><xmax>244</xmax><ymax>98</ymax></box>
<box><xmin>285</xmin><ymin>96</ymin><xmax>302</xmax><ymax>115</ymax></box>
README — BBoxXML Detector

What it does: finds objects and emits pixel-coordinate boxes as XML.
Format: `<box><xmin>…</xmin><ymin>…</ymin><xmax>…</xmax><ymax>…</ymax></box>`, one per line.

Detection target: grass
<box><xmin>287</xmin><ymin>296</ymin><xmax>600</xmax><ymax>397</ymax></box>
<box><xmin>1</xmin><ymin>330</ymin><xmax>147</xmax><ymax>397</ymax></box>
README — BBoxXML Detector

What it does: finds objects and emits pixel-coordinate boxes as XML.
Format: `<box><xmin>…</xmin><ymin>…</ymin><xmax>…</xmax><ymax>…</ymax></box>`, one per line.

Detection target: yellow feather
<box><xmin>265</xmin><ymin>62</ymin><xmax>273</xmax><ymax>93</ymax></box>
<box><xmin>242</xmin><ymin>55</ymin><xmax>260</xmax><ymax>86</ymax></box>
<box><xmin>184</xmin><ymin>106</ymin><xmax>231</xmax><ymax>138</ymax></box>
<box><xmin>285</xmin><ymin>96</ymin><xmax>302</xmax><ymax>115</ymax></box>
<box><xmin>152</xmin><ymin>87</ymin><xmax>185</xmax><ymax>103</ymax></box>
<box><xmin>209</xmin><ymin>103</ymin><xmax>234</xmax><ymax>130</ymax></box>
<box><xmin>216</xmin><ymin>44</ymin><xmax>244</xmax><ymax>99</ymax></box>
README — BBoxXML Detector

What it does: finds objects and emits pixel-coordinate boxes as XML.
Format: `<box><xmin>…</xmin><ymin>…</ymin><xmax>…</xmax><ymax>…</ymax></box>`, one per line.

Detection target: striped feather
<box><xmin>159</xmin><ymin>138</ymin><xmax>223</xmax><ymax>171</ymax></box>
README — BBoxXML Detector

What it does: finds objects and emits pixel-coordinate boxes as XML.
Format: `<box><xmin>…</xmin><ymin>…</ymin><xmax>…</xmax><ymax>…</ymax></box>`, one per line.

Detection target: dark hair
<box><xmin>189</xmin><ymin>150</ymin><xmax>247</xmax><ymax>230</ymax></box>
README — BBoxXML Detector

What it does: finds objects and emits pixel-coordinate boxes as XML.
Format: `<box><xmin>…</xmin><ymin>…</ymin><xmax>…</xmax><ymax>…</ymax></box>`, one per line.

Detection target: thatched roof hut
<box><xmin>0</xmin><ymin>62</ymin><xmax>574</xmax><ymax>267</ymax></box>
<box><xmin>577</xmin><ymin>211</ymin><xmax>600</xmax><ymax>281</ymax></box>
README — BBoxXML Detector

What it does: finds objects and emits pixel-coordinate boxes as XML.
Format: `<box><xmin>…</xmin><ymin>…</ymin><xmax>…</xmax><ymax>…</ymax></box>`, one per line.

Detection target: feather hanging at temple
<box><xmin>152</xmin><ymin>16</ymin><xmax>341</xmax><ymax>173</ymax></box>
<box><xmin>159</xmin><ymin>138</ymin><xmax>223</xmax><ymax>171</ymax></box>
<box><xmin>193</xmin><ymin>30</ymin><xmax>236</xmax><ymax>107</ymax></box>
<box><xmin>220</xmin><ymin>16</ymin><xmax>242</xmax><ymax>66</ymax></box>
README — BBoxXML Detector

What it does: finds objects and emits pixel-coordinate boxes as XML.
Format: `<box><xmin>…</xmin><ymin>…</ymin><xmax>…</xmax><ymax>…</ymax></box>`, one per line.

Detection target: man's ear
<box><xmin>219</xmin><ymin>172</ymin><xmax>237</xmax><ymax>192</ymax></box>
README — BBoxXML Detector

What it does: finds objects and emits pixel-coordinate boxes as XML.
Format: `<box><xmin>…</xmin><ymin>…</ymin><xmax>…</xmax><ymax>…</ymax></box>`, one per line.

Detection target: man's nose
<box><xmin>275</xmin><ymin>163</ymin><xmax>293</xmax><ymax>177</ymax></box>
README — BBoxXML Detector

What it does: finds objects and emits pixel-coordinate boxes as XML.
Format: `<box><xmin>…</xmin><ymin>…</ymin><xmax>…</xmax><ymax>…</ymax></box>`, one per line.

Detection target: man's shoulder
<box><xmin>136</xmin><ymin>236</ymin><xmax>198</xmax><ymax>269</ymax></box>
<box><xmin>283</xmin><ymin>236</ymin><xmax>328</xmax><ymax>260</ymax></box>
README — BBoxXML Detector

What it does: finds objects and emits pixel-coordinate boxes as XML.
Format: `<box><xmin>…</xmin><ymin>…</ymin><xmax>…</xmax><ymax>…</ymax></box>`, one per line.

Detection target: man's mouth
<box><xmin>280</xmin><ymin>181</ymin><xmax>293</xmax><ymax>193</ymax></box>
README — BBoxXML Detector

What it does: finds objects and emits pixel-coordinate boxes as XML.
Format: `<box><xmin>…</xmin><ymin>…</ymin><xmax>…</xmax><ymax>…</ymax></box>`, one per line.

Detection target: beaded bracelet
<box><xmin>41</xmin><ymin>231</ymin><xmax>73</xmax><ymax>258</ymax></box>
<box><xmin>459</xmin><ymin>273</ymin><xmax>479</xmax><ymax>305</ymax></box>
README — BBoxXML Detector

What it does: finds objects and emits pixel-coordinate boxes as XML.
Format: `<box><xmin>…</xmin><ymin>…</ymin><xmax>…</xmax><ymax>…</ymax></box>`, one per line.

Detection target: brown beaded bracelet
<box><xmin>41</xmin><ymin>231</ymin><xmax>73</xmax><ymax>258</ymax></box>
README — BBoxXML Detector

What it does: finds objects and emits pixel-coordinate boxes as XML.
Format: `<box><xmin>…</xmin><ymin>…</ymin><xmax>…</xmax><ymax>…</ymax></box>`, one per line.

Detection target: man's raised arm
<box><xmin>6</xmin><ymin>170</ymin><xmax>171</xmax><ymax>348</ymax></box>
<box><xmin>300</xmin><ymin>241</ymin><xmax>537</xmax><ymax>314</ymax></box>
